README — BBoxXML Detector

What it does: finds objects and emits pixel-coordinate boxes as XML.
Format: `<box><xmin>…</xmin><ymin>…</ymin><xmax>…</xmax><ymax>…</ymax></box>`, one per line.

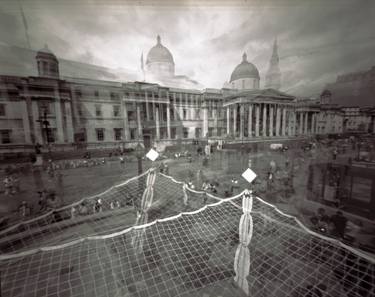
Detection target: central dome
<box><xmin>230</xmin><ymin>53</ymin><xmax>260</xmax><ymax>82</ymax></box>
<box><xmin>146</xmin><ymin>35</ymin><xmax>174</xmax><ymax>65</ymax></box>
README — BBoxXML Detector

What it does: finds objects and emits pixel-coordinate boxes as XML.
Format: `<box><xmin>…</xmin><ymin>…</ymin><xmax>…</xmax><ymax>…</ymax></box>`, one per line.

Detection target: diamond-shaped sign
<box><xmin>241</xmin><ymin>168</ymin><xmax>257</xmax><ymax>184</ymax></box>
<box><xmin>146</xmin><ymin>148</ymin><xmax>159</xmax><ymax>161</ymax></box>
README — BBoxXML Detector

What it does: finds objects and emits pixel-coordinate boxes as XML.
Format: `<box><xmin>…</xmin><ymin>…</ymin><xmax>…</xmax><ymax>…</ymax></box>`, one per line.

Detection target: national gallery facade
<box><xmin>0</xmin><ymin>37</ymin><xmax>374</xmax><ymax>154</ymax></box>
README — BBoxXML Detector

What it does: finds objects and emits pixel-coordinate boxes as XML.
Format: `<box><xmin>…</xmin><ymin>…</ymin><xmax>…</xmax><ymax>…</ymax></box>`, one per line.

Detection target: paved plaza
<box><xmin>0</xmin><ymin>141</ymin><xmax>352</xmax><ymax>222</ymax></box>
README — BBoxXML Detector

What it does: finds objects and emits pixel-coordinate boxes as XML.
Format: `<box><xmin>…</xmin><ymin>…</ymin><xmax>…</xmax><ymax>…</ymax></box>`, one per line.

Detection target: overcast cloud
<box><xmin>0</xmin><ymin>0</ymin><xmax>375</xmax><ymax>96</ymax></box>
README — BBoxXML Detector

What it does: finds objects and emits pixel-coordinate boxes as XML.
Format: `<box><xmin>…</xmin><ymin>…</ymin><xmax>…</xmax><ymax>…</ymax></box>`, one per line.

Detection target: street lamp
<box><xmin>36</xmin><ymin>108</ymin><xmax>51</xmax><ymax>154</ymax></box>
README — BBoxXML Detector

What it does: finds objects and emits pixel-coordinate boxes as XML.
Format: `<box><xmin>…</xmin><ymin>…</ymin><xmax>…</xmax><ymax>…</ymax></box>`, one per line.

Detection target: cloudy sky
<box><xmin>1</xmin><ymin>0</ymin><xmax>375</xmax><ymax>96</ymax></box>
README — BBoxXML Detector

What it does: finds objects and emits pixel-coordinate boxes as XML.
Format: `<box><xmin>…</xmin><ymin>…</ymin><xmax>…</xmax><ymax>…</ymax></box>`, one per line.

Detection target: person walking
<box><xmin>332</xmin><ymin>148</ymin><xmax>338</xmax><ymax>160</ymax></box>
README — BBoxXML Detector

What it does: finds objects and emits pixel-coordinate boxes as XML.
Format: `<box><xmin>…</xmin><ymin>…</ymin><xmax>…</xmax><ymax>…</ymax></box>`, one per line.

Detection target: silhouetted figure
<box><xmin>330</xmin><ymin>211</ymin><xmax>348</xmax><ymax>239</ymax></box>
<box><xmin>35</xmin><ymin>143</ymin><xmax>42</xmax><ymax>155</ymax></box>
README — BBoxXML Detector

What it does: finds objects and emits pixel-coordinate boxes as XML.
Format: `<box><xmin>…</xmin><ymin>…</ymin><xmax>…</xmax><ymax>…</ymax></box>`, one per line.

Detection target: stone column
<box><xmin>288</xmin><ymin>110</ymin><xmax>292</xmax><ymax>136</ymax></box>
<box><xmin>226</xmin><ymin>107</ymin><xmax>230</xmax><ymax>136</ymax></box>
<box><xmin>173</xmin><ymin>92</ymin><xmax>177</xmax><ymax>120</ymax></box>
<box><xmin>233</xmin><ymin>105</ymin><xmax>237</xmax><ymax>137</ymax></box>
<box><xmin>136</xmin><ymin>104</ymin><xmax>142</xmax><ymax>139</ymax></box>
<box><xmin>145</xmin><ymin>92</ymin><xmax>150</xmax><ymax>120</ymax></box>
<box><xmin>152</xmin><ymin>93</ymin><xmax>156</xmax><ymax>120</ymax></box>
<box><xmin>155</xmin><ymin>106</ymin><xmax>160</xmax><ymax>140</ymax></box>
<box><xmin>54</xmin><ymin>87</ymin><xmax>64</xmax><ymax>143</ymax></box>
<box><xmin>179</xmin><ymin>93</ymin><xmax>183</xmax><ymax>120</ymax></box>
<box><xmin>64</xmin><ymin>101</ymin><xmax>74</xmax><ymax>142</ymax></box>
<box><xmin>282</xmin><ymin>107</ymin><xmax>287</xmax><ymax>136</ymax></box>
<box><xmin>255</xmin><ymin>104</ymin><xmax>260</xmax><ymax>137</ymax></box>
<box><xmin>167</xmin><ymin>104</ymin><xmax>171</xmax><ymax>139</ymax></box>
<box><xmin>240</xmin><ymin>104</ymin><xmax>244</xmax><ymax>139</ymax></box>
<box><xmin>213</xmin><ymin>109</ymin><xmax>218</xmax><ymax>136</ymax></box>
<box><xmin>203</xmin><ymin>106</ymin><xmax>209</xmax><ymax>138</ymax></box>
<box><xmin>248</xmin><ymin>104</ymin><xmax>253</xmax><ymax>138</ymax></box>
<box><xmin>304</xmin><ymin>112</ymin><xmax>309</xmax><ymax>134</ymax></box>
<box><xmin>311</xmin><ymin>113</ymin><xmax>315</xmax><ymax>134</ymax></box>
<box><xmin>262</xmin><ymin>104</ymin><xmax>267</xmax><ymax>137</ymax></box>
<box><xmin>269</xmin><ymin>105</ymin><xmax>274</xmax><ymax>137</ymax></box>
<box><xmin>293</xmin><ymin>111</ymin><xmax>297</xmax><ymax>136</ymax></box>
<box><xmin>185</xmin><ymin>93</ymin><xmax>189</xmax><ymax>120</ymax></box>
<box><xmin>20</xmin><ymin>100</ymin><xmax>32</xmax><ymax>144</ymax></box>
<box><xmin>275</xmin><ymin>105</ymin><xmax>281</xmax><ymax>137</ymax></box>
<box><xmin>299</xmin><ymin>112</ymin><xmax>303</xmax><ymax>135</ymax></box>
<box><xmin>122</xmin><ymin>100</ymin><xmax>130</xmax><ymax>141</ymax></box>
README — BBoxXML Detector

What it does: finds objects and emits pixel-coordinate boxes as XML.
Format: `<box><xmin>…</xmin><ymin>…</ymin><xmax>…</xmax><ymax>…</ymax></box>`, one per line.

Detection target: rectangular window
<box><xmin>75</xmin><ymin>89</ymin><xmax>82</xmax><ymax>98</ymax></box>
<box><xmin>96</xmin><ymin>128</ymin><xmax>104</xmax><ymax>141</ymax></box>
<box><xmin>196</xmin><ymin>110</ymin><xmax>200</xmax><ymax>120</ymax></box>
<box><xmin>113</xmin><ymin>105</ymin><xmax>120</xmax><ymax>117</ymax></box>
<box><xmin>171</xmin><ymin>127</ymin><xmax>177</xmax><ymax>139</ymax></box>
<box><xmin>94</xmin><ymin>90</ymin><xmax>99</xmax><ymax>97</ymax></box>
<box><xmin>130</xmin><ymin>128</ymin><xmax>137</xmax><ymax>140</ymax></box>
<box><xmin>195</xmin><ymin>128</ymin><xmax>201</xmax><ymax>138</ymax></box>
<box><xmin>110</xmin><ymin>92</ymin><xmax>119</xmax><ymax>100</ymax></box>
<box><xmin>128</xmin><ymin>111</ymin><xmax>136</xmax><ymax>121</ymax></box>
<box><xmin>1</xmin><ymin>130</ymin><xmax>11</xmax><ymax>144</ymax></box>
<box><xmin>0</xmin><ymin>104</ymin><xmax>5</xmax><ymax>116</ymax></box>
<box><xmin>183</xmin><ymin>127</ymin><xmax>189</xmax><ymax>138</ymax></box>
<box><xmin>95</xmin><ymin>104</ymin><xmax>102</xmax><ymax>117</ymax></box>
<box><xmin>114</xmin><ymin>128</ymin><xmax>123</xmax><ymax>141</ymax></box>
<box><xmin>183</xmin><ymin>109</ymin><xmax>187</xmax><ymax>120</ymax></box>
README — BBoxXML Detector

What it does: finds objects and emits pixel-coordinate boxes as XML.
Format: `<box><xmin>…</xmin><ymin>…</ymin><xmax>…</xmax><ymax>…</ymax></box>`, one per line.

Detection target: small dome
<box><xmin>230</xmin><ymin>53</ymin><xmax>260</xmax><ymax>82</ymax></box>
<box><xmin>146</xmin><ymin>35</ymin><xmax>174</xmax><ymax>65</ymax></box>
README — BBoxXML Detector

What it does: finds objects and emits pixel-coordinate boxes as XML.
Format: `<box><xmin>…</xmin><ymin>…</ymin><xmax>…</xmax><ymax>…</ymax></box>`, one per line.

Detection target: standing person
<box><xmin>330</xmin><ymin>211</ymin><xmax>348</xmax><ymax>239</ymax></box>
<box><xmin>285</xmin><ymin>157</ymin><xmax>290</xmax><ymax>168</ymax></box>
<box><xmin>119</xmin><ymin>156</ymin><xmax>125</xmax><ymax>167</ymax></box>
<box><xmin>94</xmin><ymin>199</ymin><xmax>103</xmax><ymax>213</ymax></box>
<box><xmin>3</xmin><ymin>175</ymin><xmax>13</xmax><ymax>196</ymax></box>
<box><xmin>12</xmin><ymin>174</ymin><xmax>20</xmax><ymax>194</ymax></box>
<box><xmin>164</xmin><ymin>164</ymin><xmax>169</xmax><ymax>175</ymax></box>
<box><xmin>332</xmin><ymin>148</ymin><xmax>338</xmax><ymax>160</ymax></box>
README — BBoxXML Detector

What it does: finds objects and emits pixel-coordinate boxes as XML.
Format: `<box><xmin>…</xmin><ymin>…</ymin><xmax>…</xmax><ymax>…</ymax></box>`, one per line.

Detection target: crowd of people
<box><xmin>2</xmin><ymin>174</ymin><xmax>20</xmax><ymax>196</ymax></box>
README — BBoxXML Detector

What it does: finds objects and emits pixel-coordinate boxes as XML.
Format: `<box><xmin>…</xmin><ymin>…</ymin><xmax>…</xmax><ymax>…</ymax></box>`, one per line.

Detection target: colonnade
<box><xmin>226</xmin><ymin>103</ymin><xmax>319</xmax><ymax>138</ymax></box>
<box><xmin>122</xmin><ymin>100</ymin><xmax>171</xmax><ymax>141</ymax></box>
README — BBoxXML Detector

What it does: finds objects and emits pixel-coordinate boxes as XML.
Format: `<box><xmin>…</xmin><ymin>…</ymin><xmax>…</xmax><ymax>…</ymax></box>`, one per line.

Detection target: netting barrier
<box><xmin>0</xmin><ymin>170</ymin><xmax>374</xmax><ymax>297</ymax></box>
<box><xmin>0</xmin><ymin>169</ymin><xmax>218</xmax><ymax>255</ymax></box>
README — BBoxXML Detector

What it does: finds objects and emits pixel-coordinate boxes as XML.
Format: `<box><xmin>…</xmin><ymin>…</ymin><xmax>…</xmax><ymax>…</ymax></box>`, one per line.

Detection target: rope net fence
<box><xmin>0</xmin><ymin>169</ymin><xmax>374</xmax><ymax>297</ymax></box>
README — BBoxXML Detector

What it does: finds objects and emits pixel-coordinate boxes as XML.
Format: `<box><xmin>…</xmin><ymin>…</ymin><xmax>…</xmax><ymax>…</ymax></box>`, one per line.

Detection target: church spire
<box><xmin>265</xmin><ymin>38</ymin><xmax>281</xmax><ymax>90</ymax></box>
<box><xmin>157</xmin><ymin>35</ymin><xmax>161</xmax><ymax>45</ymax></box>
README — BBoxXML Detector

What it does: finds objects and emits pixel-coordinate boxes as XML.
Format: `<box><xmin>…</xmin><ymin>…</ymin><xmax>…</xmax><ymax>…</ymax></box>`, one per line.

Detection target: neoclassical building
<box><xmin>0</xmin><ymin>38</ymin><xmax>374</xmax><ymax>155</ymax></box>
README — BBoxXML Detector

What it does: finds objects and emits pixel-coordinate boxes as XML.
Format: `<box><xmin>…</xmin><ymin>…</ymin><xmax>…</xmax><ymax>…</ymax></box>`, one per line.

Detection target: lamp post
<box><xmin>135</xmin><ymin>142</ymin><xmax>144</xmax><ymax>175</ymax></box>
<box><xmin>36</xmin><ymin>108</ymin><xmax>51</xmax><ymax>154</ymax></box>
